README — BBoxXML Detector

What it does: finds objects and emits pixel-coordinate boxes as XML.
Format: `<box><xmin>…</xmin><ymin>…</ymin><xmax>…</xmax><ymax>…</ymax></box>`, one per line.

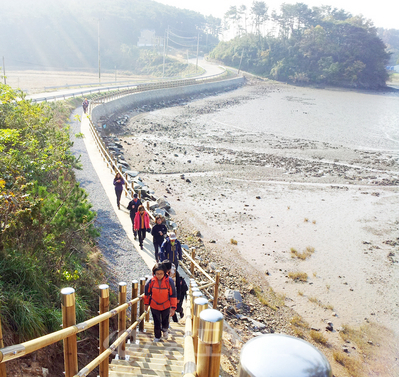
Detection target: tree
<box><xmin>251</xmin><ymin>1</ymin><xmax>269</xmax><ymax>36</ymax></box>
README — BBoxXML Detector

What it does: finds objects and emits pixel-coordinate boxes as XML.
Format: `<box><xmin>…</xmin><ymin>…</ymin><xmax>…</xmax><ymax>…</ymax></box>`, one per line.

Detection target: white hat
<box><xmin>169</xmin><ymin>232</ymin><xmax>177</xmax><ymax>240</ymax></box>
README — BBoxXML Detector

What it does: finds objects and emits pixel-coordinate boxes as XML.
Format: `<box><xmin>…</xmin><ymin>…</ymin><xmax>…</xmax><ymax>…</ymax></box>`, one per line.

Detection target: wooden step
<box><xmin>110</xmin><ymin>360</ymin><xmax>182</xmax><ymax>372</ymax></box>
<box><xmin>109</xmin><ymin>321</ymin><xmax>185</xmax><ymax>376</ymax></box>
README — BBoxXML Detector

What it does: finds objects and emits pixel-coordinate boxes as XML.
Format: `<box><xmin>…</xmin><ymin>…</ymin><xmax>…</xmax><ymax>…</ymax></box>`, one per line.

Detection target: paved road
<box><xmin>26</xmin><ymin>57</ymin><xmax>225</xmax><ymax>102</ymax></box>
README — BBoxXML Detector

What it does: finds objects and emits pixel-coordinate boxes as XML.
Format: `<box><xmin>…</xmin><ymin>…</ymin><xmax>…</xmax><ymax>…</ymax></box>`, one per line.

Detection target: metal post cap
<box><xmin>198</xmin><ymin>309</ymin><xmax>224</xmax><ymax>344</ymax></box>
<box><xmin>119</xmin><ymin>282</ymin><xmax>127</xmax><ymax>293</ymax></box>
<box><xmin>192</xmin><ymin>291</ymin><xmax>203</xmax><ymax>298</ymax></box>
<box><xmin>194</xmin><ymin>297</ymin><xmax>208</xmax><ymax>317</ymax></box>
<box><xmin>61</xmin><ymin>287</ymin><xmax>75</xmax><ymax>307</ymax></box>
<box><xmin>238</xmin><ymin>334</ymin><xmax>332</xmax><ymax>377</ymax></box>
<box><xmin>192</xmin><ymin>287</ymin><xmax>200</xmax><ymax>292</ymax></box>
<box><xmin>99</xmin><ymin>284</ymin><xmax>109</xmax><ymax>298</ymax></box>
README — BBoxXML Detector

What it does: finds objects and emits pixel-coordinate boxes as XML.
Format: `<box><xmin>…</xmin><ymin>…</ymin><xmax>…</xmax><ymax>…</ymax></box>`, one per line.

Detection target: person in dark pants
<box><xmin>144</xmin><ymin>263</ymin><xmax>177</xmax><ymax>342</ymax></box>
<box><xmin>127</xmin><ymin>193</ymin><xmax>142</xmax><ymax>239</ymax></box>
<box><xmin>160</xmin><ymin>232</ymin><xmax>182</xmax><ymax>270</ymax></box>
<box><xmin>162</xmin><ymin>260</ymin><xmax>188</xmax><ymax>323</ymax></box>
<box><xmin>151</xmin><ymin>215</ymin><xmax>168</xmax><ymax>262</ymax></box>
<box><xmin>113</xmin><ymin>172</ymin><xmax>125</xmax><ymax>210</ymax></box>
<box><xmin>134</xmin><ymin>205</ymin><xmax>150</xmax><ymax>250</ymax></box>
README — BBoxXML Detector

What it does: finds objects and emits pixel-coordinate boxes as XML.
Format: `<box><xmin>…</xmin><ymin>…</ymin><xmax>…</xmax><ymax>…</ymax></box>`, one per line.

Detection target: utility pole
<box><xmin>196</xmin><ymin>33</ymin><xmax>199</xmax><ymax>72</ymax></box>
<box><xmin>2</xmin><ymin>56</ymin><xmax>6</xmax><ymax>85</ymax></box>
<box><xmin>162</xmin><ymin>33</ymin><xmax>166</xmax><ymax>78</ymax></box>
<box><xmin>238</xmin><ymin>49</ymin><xmax>244</xmax><ymax>74</ymax></box>
<box><xmin>98</xmin><ymin>20</ymin><xmax>101</xmax><ymax>83</ymax></box>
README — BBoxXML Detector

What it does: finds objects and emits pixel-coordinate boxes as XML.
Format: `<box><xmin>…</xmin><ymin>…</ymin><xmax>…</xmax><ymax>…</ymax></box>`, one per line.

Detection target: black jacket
<box><xmin>151</xmin><ymin>223</ymin><xmax>168</xmax><ymax>245</ymax></box>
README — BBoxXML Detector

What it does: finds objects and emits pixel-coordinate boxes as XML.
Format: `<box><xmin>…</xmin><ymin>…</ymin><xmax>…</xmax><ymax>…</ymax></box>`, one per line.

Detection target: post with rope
<box><xmin>213</xmin><ymin>270</ymin><xmax>220</xmax><ymax>309</ymax></box>
<box><xmin>117</xmin><ymin>282</ymin><xmax>127</xmax><ymax>359</ymax></box>
<box><xmin>131</xmin><ymin>280</ymin><xmax>139</xmax><ymax>343</ymax></box>
<box><xmin>139</xmin><ymin>278</ymin><xmax>146</xmax><ymax>331</ymax></box>
<box><xmin>190</xmin><ymin>248</ymin><xmax>195</xmax><ymax>275</ymax></box>
<box><xmin>99</xmin><ymin>284</ymin><xmax>110</xmax><ymax>377</ymax></box>
<box><xmin>61</xmin><ymin>287</ymin><xmax>78</xmax><ymax>377</ymax></box>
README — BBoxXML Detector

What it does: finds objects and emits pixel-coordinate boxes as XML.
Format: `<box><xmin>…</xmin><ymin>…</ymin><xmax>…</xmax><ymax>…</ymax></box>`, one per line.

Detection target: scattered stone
<box><xmin>225</xmin><ymin>289</ymin><xmax>243</xmax><ymax>309</ymax></box>
<box><xmin>186</xmin><ymin>178</ymin><xmax>192</xmax><ymax>183</ymax></box>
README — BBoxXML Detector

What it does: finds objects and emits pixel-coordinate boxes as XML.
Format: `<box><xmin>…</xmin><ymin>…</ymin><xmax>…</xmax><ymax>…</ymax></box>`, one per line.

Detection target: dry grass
<box><xmin>308</xmin><ymin>296</ymin><xmax>334</xmax><ymax>311</ymax></box>
<box><xmin>297</xmin><ymin>290</ymin><xmax>304</xmax><ymax>296</ymax></box>
<box><xmin>312</xmin><ymin>220</ymin><xmax>316</xmax><ymax>224</ymax></box>
<box><xmin>290</xmin><ymin>315</ymin><xmax>309</xmax><ymax>329</ymax></box>
<box><xmin>310</xmin><ymin>330</ymin><xmax>328</xmax><ymax>345</ymax></box>
<box><xmin>252</xmin><ymin>286</ymin><xmax>286</xmax><ymax>311</ymax></box>
<box><xmin>333</xmin><ymin>351</ymin><xmax>362</xmax><ymax>375</ymax></box>
<box><xmin>304</xmin><ymin>217</ymin><xmax>309</xmax><ymax>222</ymax></box>
<box><xmin>288</xmin><ymin>271</ymin><xmax>308</xmax><ymax>282</ymax></box>
<box><xmin>290</xmin><ymin>246</ymin><xmax>315</xmax><ymax>260</ymax></box>
<box><xmin>230</xmin><ymin>239</ymin><xmax>238</xmax><ymax>245</ymax></box>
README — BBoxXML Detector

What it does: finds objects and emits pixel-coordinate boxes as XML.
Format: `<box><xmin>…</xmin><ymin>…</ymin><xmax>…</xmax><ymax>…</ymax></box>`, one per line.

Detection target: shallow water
<box><xmin>210</xmin><ymin>86</ymin><xmax>399</xmax><ymax>152</ymax></box>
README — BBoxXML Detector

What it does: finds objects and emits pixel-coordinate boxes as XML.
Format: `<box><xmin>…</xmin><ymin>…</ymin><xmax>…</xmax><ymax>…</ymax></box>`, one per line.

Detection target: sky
<box><xmin>156</xmin><ymin>0</ymin><xmax>398</xmax><ymax>30</ymax></box>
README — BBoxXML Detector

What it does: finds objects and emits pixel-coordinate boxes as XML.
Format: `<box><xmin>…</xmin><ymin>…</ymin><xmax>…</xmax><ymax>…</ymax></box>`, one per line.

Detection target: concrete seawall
<box><xmin>91</xmin><ymin>76</ymin><xmax>245</xmax><ymax>123</ymax></box>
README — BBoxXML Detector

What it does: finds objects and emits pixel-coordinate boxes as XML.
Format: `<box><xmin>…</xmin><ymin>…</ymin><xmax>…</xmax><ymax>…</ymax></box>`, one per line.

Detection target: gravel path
<box><xmin>69</xmin><ymin>108</ymin><xmax>150</xmax><ymax>294</ymax></box>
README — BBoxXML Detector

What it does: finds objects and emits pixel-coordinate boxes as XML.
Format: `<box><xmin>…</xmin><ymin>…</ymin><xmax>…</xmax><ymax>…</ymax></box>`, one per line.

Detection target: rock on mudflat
<box><xmin>225</xmin><ymin>289</ymin><xmax>243</xmax><ymax>309</ymax></box>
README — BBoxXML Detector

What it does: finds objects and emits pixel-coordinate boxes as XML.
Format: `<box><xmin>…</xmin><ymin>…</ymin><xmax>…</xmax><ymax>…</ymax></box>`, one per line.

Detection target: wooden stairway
<box><xmin>109</xmin><ymin>321</ymin><xmax>185</xmax><ymax>377</ymax></box>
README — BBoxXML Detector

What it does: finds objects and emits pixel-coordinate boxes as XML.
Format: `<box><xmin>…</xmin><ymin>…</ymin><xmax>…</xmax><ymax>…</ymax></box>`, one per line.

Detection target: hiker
<box><xmin>151</xmin><ymin>215</ymin><xmax>168</xmax><ymax>262</ymax></box>
<box><xmin>162</xmin><ymin>260</ymin><xmax>188</xmax><ymax>322</ymax></box>
<box><xmin>82</xmin><ymin>98</ymin><xmax>89</xmax><ymax>113</ymax></box>
<box><xmin>113</xmin><ymin>172</ymin><xmax>125</xmax><ymax>210</ymax></box>
<box><xmin>134</xmin><ymin>205</ymin><xmax>150</xmax><ymax>250</ymax></box>
<box><xmin>144</xmin><ymin>263</ymin><xmax>177</xmax><ymax>342</ymax></box>
<box><xmin>127</xmin><ymin>193</ymin><xmax>142</xmax><ymax>239</ymax></box>
<box><xmin>160</xmin><ymin>232</ymin><xmax>182</xmax><ymax>270</ymax></box>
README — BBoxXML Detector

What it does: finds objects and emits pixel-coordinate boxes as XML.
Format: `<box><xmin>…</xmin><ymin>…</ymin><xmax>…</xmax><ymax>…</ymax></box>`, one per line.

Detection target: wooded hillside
<box><xmin>211</xmin><ymin>2</ymin><xmax>392</xmax><ymax>89</ymax></box>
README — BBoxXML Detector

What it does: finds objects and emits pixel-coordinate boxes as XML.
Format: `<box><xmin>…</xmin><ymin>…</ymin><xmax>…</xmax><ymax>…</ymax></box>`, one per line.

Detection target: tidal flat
<box><xmin>104</xmin><ymin>79</ymin><xmax>399</xmax><ymax>374</ymax></box>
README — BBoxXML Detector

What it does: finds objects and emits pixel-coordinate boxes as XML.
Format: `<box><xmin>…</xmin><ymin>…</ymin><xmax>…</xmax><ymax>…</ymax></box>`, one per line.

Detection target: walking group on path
<box><xmin>113</xmin><ymin>172</ymin><xmax>188</xmax><ymax>342</ymax></box>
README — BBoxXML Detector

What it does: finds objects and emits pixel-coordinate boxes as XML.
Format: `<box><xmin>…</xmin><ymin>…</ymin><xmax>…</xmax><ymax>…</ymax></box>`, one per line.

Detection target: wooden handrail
<box><xmin>182</xmin><ymin>249</ymin><xmax>215</xmax><ymax>283</ymax></box>
<box><xmin>0</xmin><ymin>295</ymin><xmax>142</xmax><ymax>364</ymax></box>
<box><xmin>73</xmin><ymin>308</ymin><xmax>150</xmax><ymax>377</ymax></box>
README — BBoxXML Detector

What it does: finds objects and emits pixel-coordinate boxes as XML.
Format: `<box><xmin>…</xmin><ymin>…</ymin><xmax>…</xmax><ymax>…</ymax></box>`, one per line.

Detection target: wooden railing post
<box><xmin>131</xmin><ymin>280</ymin><xmax>139</xmax><ymax>343</ymax></box>
<box><xmin>117</xmin><ymin>282</ymin><xmax>127</xmax><ymax>359</ymax></box>
<box><xmin>213</xmin><ymin>270</ymin><xmax>220</xmax><ymax>309</ymax></box>
<box><xmin>139</xmin><ymin>278</ymin><xmax>146</xmax><ymax>332</ymax></box>
<box><xmin>196</xmin><ymin>309</ymin><xmax>224</xmax><ymax>377</ymax></box>
<box><xmin>190</xmin><ymin>248</ymin><xmax>196</xmax><ymax>275</ymax></box>
<box><xmin>193</xmin><ymin>297</ymin><xmax>208</xmax><ymax>361</ymax></box>
<box><xmin>99</xmin><ymin>284</ymin><xmax>109</xmax><ymax>377</ymax></box>
<box><xmin>61</xmin><ymin>287</ymin><xmax>78</xmax><ymax>377</ymax></box>
<box><xmin>0</xmin><ymin>310</ymin><xmax>6</xmax><ymax>377</ymax></box>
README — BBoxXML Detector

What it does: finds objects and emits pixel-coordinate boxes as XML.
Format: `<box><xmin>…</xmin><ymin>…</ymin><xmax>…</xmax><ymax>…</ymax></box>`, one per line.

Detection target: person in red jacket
<box><xmin>134</xmin><ymin>205</ymin><xmax>150</xmax><ymax>250</ymax></box>
<box><xmin>144</xmin><ymin>263</ymin><xmax>177</xmax><ymax>342</ymax></box>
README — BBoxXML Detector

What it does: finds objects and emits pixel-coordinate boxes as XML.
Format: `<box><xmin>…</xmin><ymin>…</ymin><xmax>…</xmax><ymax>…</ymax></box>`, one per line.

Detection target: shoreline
<box><xmin>101</xmin><ymin>78</ymin><xmax>399</xmax><ymax>375</ymax></box>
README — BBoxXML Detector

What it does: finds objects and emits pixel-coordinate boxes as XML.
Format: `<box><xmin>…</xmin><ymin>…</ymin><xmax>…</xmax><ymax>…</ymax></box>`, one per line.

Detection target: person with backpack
<box><xmin>127</xmin><ymin>193</ymin><xmax>142</xmax><ymax>239</ymax></box>
<box><xmin>144</xmin><ymin>263</ymin><xmax>177</xmax><ymax>342</ymax></box>
<box><xmin>162</xmin><ymin>260</ymin><xmax>188</xmax><ymax>323</ymax></box>
<box><xmin>160</xmin><ymin>232</ymin><xmax>182</xmax><ymax>270</ymax></box>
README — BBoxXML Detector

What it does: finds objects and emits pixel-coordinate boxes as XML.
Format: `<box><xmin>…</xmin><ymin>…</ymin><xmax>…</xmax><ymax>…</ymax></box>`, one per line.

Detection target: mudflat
<box><xmin>102</xmin><ymin>79</ymin><xmax>399</xmax><ymax>375</ymax></box>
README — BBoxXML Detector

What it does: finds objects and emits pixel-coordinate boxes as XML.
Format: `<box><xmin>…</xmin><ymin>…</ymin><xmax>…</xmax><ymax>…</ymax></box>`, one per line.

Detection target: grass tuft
<box><xmin>310</xmin><ymin>330</ymin><xmax>328</xmax><ymax>345</ymax></box>
<box><xmin>288</xmin><ymin>271</ymin><xmax>308</xmax><ymax>282</ymax></box>
<box><xmin>290</xmin><ymin>246</ymin><xmax>315</xmax><ymax>260</ymax></box>
<box><xmin>230</xmin><ymin>239</ymin><xmax>238</xmax><ymax>245</ymax></box>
